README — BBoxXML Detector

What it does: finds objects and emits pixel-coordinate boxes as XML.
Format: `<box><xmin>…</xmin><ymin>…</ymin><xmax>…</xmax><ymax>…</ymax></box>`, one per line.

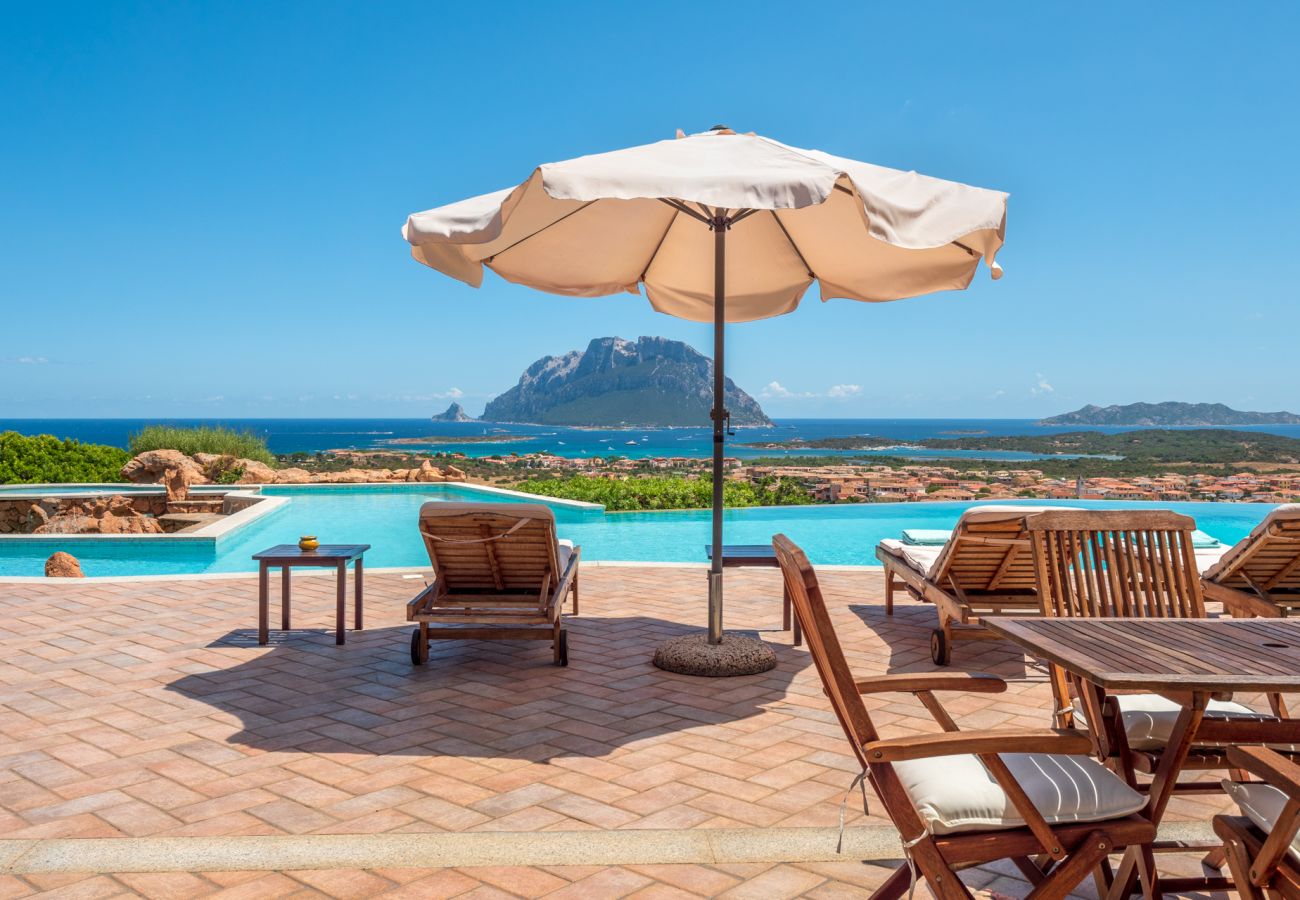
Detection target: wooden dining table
<box><xmin>984</xmin><ymin>616</ymin><xmax>1300</xmax><ymax>899</ymax></box>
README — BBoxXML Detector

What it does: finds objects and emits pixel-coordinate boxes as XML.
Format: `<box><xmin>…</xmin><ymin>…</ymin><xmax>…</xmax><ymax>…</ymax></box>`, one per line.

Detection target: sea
<box><xmin>7</xmin><ymin>418</ymin><xmax>1300</xmax><ymax>462</ymax></box>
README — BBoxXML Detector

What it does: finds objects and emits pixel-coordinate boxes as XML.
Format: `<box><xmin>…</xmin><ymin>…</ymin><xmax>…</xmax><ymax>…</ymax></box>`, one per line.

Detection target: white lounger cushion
<box><xmin>1222</xmin><ymin>780</ymin><xmax>1300</xmax><ymax>863</ymax></box>
<box><xmin>878</xmin><ymin>539</ymin><xmax>943</xmax><ymax>577</ymax></box>
<box><xmin>894</xmin><ymin>752</ymin><xmax>1145</xmax><ymax>835</ymax></box>
<box><xmin>1074</xmin><ymin>694</ymin><xmax>1263</xmax><ymax>751</ymax></box>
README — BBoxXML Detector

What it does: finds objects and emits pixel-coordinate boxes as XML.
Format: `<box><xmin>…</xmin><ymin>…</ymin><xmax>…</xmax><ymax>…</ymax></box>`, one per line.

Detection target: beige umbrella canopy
<box><xmin>404</xmin><ymin>127</ymin><xmax>1007</xmax><ymax>662</ymax></box>
<box><xmin>405</xmin><ymin>128</ymin><xmax>1006</xmax><ymax>323</ymax></box>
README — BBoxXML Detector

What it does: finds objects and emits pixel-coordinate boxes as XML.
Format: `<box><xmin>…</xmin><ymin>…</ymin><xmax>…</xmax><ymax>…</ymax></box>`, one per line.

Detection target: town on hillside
<box><xmin>469</xmin><ymin>452</ymin><xmax>1300</xmax><ymax>504</ymax></box>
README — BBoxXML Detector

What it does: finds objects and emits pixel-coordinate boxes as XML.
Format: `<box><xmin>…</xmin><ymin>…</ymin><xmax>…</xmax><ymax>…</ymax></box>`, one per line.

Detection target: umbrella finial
<box><xmin>708</xmin><ymin>124</ymin><xmax>736</xmax><ymax>135</ymax></box>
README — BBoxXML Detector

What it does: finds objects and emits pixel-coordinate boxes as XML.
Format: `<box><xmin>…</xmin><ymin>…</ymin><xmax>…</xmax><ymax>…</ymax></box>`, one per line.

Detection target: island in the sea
<box><xmin>481</xmin><ymin>336</ymin><xmax>773</xmax><ymax>427</ymax></box>
<box><xmin>1040</xmin><ymin>402</ymin><xmax>1300</xmax><ymax>427</ymax></box>
<box><xmin>431</xmin><ymin>402</ymin><xmax>475</xmax><ymax>422</ymax></box>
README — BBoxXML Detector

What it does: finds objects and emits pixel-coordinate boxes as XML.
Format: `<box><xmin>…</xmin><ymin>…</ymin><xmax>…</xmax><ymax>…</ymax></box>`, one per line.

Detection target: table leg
<box><xmin>354</xmin><ymin>557</ymin><xmax>363</xmax><ymax>631</ymax></box>
<box><xmin>336</xmin><ymin>560</ymin><xmax>346</xmax><ymax>645</ymax></box>
<box><xmin>258</xmin><ymin>561</ymin><xmax>269</xmax><ymax>645</ymax></box>
<box><xmin>281</xmin><ymin>565</ymin><xmax>291</xmax><ymax>630</ymax></box>
<box><xmin>1112</xmin><ymin>692</ymin><xmax>1207</xmax><ymax>899</ymax></box>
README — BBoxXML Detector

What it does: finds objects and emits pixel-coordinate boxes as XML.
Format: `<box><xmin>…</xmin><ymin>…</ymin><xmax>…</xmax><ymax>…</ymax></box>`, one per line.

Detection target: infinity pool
<box><xmin>0</xmin><ymin>484</ymin><xmax>1273</xmax><ymax>577</ymax></box>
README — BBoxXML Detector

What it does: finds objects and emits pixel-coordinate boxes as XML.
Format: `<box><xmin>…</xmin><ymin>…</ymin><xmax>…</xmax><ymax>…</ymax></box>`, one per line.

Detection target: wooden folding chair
<box><xmin>774</xmin><ymin>533</ymin><xmax>1156</xmax><ymax>899</ymax></box>
<box><xmin>407</xmin><ymin>502</ymin><xmax>579</xmax><ymax>666</ymax></box>
<box><xmin>1215</xmin><ymin>745</ymin><xmax>1300</xmax><ymax>899</ymax></box>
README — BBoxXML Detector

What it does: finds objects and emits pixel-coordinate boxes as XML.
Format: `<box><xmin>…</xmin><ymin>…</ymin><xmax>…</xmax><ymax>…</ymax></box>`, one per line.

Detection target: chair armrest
<box><xmin>864</xmin><ymin>728</ymin><xmax>1092</xmax><ymax>762</ymax></box>
<box><xmin>854</xmin><ymin>672</ymin><xmax>1007</xmax><ymax>695</ymax></box>
<box><xmin>1227</xmin><ymin>746</ymin><xmax>1300</xmax><ymax>798</ymax></box>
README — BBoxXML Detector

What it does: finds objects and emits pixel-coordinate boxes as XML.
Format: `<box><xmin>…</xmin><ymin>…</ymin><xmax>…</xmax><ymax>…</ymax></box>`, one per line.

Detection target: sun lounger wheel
<box><xmin>930</xmin><ymin>629</ymin><xmax>951</xmax><ymax>666</ymax></box>
<box><xmin>410</xmin><ymin>627</ymin><xmax>428</xmax><ymax>666</ymax></box>
<box><xmin>555</xmin><ymin>629</ymin><xmax>568</xmax><ymax>666</ymax></box>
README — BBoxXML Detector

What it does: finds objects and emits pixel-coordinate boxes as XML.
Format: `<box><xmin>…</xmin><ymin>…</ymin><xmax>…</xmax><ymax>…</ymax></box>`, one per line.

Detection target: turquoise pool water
<box><xmin>0</xmin><ymin>485</ymin><xmax>1273</xmax><ymax>577</ymax></box>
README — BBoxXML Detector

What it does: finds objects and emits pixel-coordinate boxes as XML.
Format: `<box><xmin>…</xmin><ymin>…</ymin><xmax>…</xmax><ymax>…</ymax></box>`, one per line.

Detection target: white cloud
<box><xmin>1030</xmin><ymin>373</ymin><xmax>1054</xmax><ymax>396</ymax></box>
<box><xmin>2</xmin><ymin>355</ymin><xmax>49</xmax><ymax>365</ymax></box>
<box><xmin>991</xmin><ymin>389</ymin><xmax>1006</xmax><ymax>399</ymax></box>
<box><xmin>762</xmin><ymin>381</ymin><xmax>862</xmax><ymax>401</ymax></box>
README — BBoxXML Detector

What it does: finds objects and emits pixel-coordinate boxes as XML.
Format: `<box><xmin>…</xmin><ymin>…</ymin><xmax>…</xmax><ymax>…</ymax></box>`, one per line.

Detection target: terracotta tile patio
<box><xmin>0</xmin><ymin>565</ymin><xmax>1239</xmax><ymax>896</ymax></box>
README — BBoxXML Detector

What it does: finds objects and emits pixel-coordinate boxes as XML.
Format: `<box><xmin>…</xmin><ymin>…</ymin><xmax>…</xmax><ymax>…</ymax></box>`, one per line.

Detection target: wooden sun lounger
<box><xmin>407</xmin><ymin>502</ymin><xmax>579</xmax><ymax>666</ymax></box>
<box><xmin>875</xmin><ymin>506</ymin><xmax>1059</xmax><ymax>665</ymax></box>
<box><xmin>1202</xmin><ymin>504</ymin><xmax>1300</xmax><ymax>619</ymax></box>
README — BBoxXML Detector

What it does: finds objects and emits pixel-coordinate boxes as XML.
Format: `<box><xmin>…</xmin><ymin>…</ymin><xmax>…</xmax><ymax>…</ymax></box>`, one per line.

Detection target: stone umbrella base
<box><xmin>652</xmin><ymin>632</ymin><xmax>777</xmax><ymax>677</ymax></box>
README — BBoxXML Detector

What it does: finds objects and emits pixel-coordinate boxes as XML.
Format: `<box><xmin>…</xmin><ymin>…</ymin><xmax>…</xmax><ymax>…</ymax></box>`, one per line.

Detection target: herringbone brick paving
<box><xmin>0</xmin><ymin>566</ymin><xmax>1239</xmax><ymax>896</ymax></box>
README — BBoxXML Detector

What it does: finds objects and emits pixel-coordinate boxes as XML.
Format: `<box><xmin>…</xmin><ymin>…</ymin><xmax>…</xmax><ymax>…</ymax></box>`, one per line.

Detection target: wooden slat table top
<box><xmin>705</xmin><ymin>544</ymin><xmax>779</xmax><ymax>567</ymax></box>
<box><xmin>983</xmin><ymin>617</ymin><xmax>1300</xmax><ymax>693</ymax></box>
<box><xmin>253</xmin><ymin>544</ymin><xmax>370</xmax><ymax>563</ymax></box>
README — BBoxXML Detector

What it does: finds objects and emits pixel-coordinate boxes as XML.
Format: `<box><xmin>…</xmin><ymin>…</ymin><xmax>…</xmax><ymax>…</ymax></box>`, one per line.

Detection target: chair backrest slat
<box><xmin>1027</xmin><ymin>510</ymin><xmax>1204</xmax><ymax>620</ymax></box>
<box><xmin>772</xmin><ymin>534</ymin><xmax>878</xmax><ymax>767</ymax></box>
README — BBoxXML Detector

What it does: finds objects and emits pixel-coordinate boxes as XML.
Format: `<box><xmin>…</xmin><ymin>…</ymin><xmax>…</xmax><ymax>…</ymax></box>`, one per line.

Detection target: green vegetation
<box><xmin>0</xmin><ymin>431</ymin><xmax>129</xmax><ymax>484</ymax></box>
<box><xmin>748</xmin><ymin>430</ymin><xmax>1300</xmax><ymax>479</ymax></box>
<box><xmin>512</xmin><ymin>474</ymin><xmax>813</xmax><ymax>511</ymax></box>
<box><xmin>129</xmin><ymin>425</ymin><xmax>276</xmax><ymax>465</ymax></box>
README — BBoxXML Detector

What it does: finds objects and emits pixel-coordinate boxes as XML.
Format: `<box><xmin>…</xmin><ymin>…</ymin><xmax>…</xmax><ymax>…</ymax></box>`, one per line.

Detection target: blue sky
<box><xmin>2</xmin><ymin>3</ymin><xmax>1298</xmax><ymax>420</ymax></box>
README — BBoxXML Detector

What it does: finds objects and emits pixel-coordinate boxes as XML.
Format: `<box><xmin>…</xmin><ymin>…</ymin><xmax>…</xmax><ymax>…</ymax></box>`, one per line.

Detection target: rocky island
<box><xmin>431</xmin><ymin>402</ymin><xmax>476</xmax><ymax>422</ymax></box>
<box><xmin>1041</xmin><ymin>402</ymin><xmax>1300</xmax><ymax>427</ymax></box>
<box><xmin>481</xmin><ymin>336</ymin><xmax>773</xmax><ymax>427</ymax></box>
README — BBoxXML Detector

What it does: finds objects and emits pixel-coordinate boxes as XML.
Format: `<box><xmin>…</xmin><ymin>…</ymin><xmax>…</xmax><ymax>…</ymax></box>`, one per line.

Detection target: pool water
<box><xmin>0</xmin><ymin>485</ymin><xmax>1272</xmax><ymax>578</ymax></box>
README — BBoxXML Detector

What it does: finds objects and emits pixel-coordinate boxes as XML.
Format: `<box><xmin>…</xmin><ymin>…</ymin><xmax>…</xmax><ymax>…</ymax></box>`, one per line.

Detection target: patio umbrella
<box><xmin>402</xmin><ymin>127</ymin><xmax>1007</xmax><ymax>670</ymax></box>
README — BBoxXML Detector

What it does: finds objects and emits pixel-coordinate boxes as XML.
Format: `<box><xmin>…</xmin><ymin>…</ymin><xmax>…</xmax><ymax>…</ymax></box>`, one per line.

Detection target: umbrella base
<box><xmin>651</xmin><ymin>632</ymin><xmax>777</xmax><ymax>677</ymax></box>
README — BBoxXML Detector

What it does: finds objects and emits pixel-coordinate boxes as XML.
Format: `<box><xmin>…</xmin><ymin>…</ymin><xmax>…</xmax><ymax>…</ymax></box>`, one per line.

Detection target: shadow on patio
<box><xmin>166</xmin><ymin>616</ymin><xmax>800</xmax><ymax>762</ymax></box>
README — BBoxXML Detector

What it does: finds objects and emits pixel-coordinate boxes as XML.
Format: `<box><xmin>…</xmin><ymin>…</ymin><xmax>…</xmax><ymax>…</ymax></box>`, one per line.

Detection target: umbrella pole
<box><xmin>708</xmin><ymin>216</ymin><xmax>726</xmax><ymax>645</ymax></box>
<box><xmin>649</xmin><ymin>208</ymin><xmax>774</xmax><ymax>676</ymax></box>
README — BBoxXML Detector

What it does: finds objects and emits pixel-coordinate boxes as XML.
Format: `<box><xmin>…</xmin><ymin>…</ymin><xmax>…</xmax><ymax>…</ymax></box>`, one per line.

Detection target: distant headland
<box><xmin>1040</xmin><ymin>402</ymin><xmax>1300</xmax><ymax>427</ymax></box>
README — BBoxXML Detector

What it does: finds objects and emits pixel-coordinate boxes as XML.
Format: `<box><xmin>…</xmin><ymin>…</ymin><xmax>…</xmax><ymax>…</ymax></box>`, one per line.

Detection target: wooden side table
<box><xmin>706</xmin><ymin>544</ymin><xmax>801</xmax><ymax>646</ymax></box>
<box><xmin>252</xmin><ymin>544</ymin><xmax>370</xmax><ymax>645</ymax></box>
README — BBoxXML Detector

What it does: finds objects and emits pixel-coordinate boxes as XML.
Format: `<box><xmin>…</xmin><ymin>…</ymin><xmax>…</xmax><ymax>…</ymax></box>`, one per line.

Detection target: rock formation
<box><xmin>45</xmin><ymin>552</ymin><xmax>85</xmax><ymax>577</ymax></box>
<box><xmin>431</xmin><ymin>402</ymin><xmax>475</xmax><ymax>422</ymax></box>
<box><xmin>122</xmin><ymin>449</ymin><xmax>208</xmax><ymax>485</ymax></box>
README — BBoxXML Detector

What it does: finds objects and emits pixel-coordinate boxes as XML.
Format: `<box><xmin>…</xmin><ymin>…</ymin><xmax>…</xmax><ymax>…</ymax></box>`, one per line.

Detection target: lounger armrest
<box><xmin>1227</xmin><ymin>746</ymin><xmax>1300</xmax><ymax>799</ymax></box>
<box><xmin>407</xmin><ymin>581</ymin><xmax>441</xmax><ymax>620</ymax></box>
<box><xmin>864</xmin><ymin>728</ymin><xmax>1092</xmax><ymax>762</ymax></box>
<box><xmin>854</xmin><ymin>672</ymin><xmax>1007</xmax><ymax>696</ymax></box>
<box><xmin>550</xmin><ymin>544</ymin><xmax>580</xmax><ymax>606</ymax></box>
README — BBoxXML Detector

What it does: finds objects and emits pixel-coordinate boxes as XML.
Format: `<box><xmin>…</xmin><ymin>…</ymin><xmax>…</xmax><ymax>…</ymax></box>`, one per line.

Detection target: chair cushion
<box><xmin>893</xmin><ymin>752</ymin><xmax>1145</xmax><ymax>836</ymax></box>
<box><xmin>1074</xmin><ymin>694</ymin><xmax>1264</xmax><ymax>752</ymax></box>
<box><xmin>557</xmin><ymin>539</ymin><xmax>575</xmax><ymax>572</ymax></box>
<box><xmin>902</xmin><ymin>529</ymin><xmax>952</xmax><ymax>546</ymax></box>
<box><xmin>878</xmin><ymin>539</ymin><xmax>943</xmax><ymax>577</ymax></box>
<box><xmin>1222</xmin><ymin>780</ymin><xmax>1300</xmax><ymax>863</ymax></box>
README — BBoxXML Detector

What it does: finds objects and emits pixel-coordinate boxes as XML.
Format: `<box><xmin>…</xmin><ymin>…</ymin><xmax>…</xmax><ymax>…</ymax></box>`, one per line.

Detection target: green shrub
<box><xmin>0</xmin><ymin>431</ymin><xmax>130</xmax><ymax>484</ymax></box>
<box><xmin>512</xmin><ymin>475</ymin><xmax>813</xmax><ymax>511</ymax></box>
<box><xmin>128</xmin><ymin>425</ymin><xmax>275</xmax><ymax>465</ymax></box>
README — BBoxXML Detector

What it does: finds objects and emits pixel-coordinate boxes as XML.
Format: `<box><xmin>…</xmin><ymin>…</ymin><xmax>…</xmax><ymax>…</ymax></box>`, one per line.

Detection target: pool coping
<box><xmin>0</xmin><ymin>561</ymin><xmax>884</xmax><ymax>585</ymax></box>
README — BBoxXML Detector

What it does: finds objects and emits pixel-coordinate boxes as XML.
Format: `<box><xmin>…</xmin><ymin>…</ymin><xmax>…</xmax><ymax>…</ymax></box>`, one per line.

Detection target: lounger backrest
<box><xmin>1204</xmin><ymin>505</ymin><xmax>1300</xmax><ymax>600</ymax></box>
<box><xmin>773</xmin><ymin>534</ymin><xmax>878</xmax><ymax>768</ymax></box>
<box><xmin>1026</xmin><ymin>510</ymin><xmax>1204</xmax><ymax>619</ymax></box>
<box><xmin>930</xmin><ymin>506</ymin><xmax>1051</xmax><ymax>593</ymax></box>
<box><xmin>418</xmin><ymin>502</ymin><xmax>560</xmax><ymax>593</ymax></box>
